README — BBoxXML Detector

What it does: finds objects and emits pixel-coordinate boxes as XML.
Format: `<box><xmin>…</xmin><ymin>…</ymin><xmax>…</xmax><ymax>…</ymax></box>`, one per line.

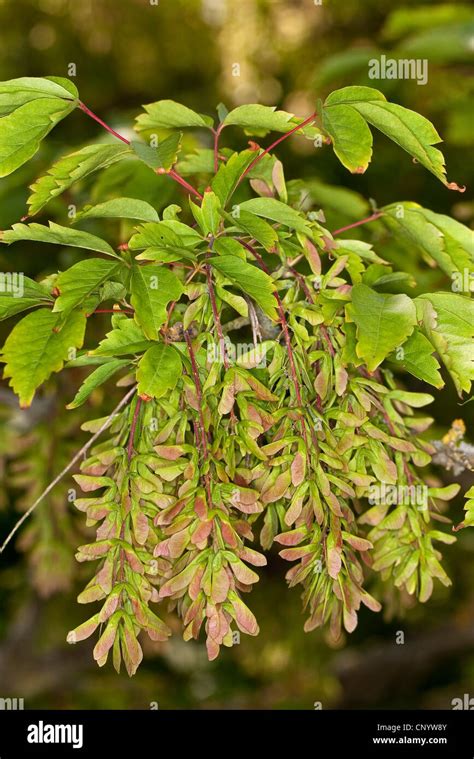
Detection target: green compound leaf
<box><xmin>0</xmin><ymin>221</ymin><xmax>118</xmax><ymax>258</ymax></box>
<box><xmin>137</xmin><ymin>343</ymin><xmax>182</xmax><ymax>399</ymax></box>
<box><xmin>416</xmin><ymin>292</ymin><xmax>474</xmax><ymax>396</ymax></box>
<box><xmin>27</xmin><ymin>143</ymin><xmax>132</xmax><ymax>215</ymax></box>
<box><xmin>0</xmin><ymin>309</ymin><xmax>86</xmax><ymax>406</ymax></box>
<box><xmin>208</xmin><ymin>255</ymin><xmax>278</xmax><ymax>320</ymax></box>
<box><xmin>67</xmin><ymin>358</ymin><xmax>131</xmax><ymax>409</ymax></box>
<box><xmin>324</xmin><ymin>86</ymin><xmax>463</xmax><ymax>189</ymax></box>
<box><xmin>130</xmin><ymin>264</ymin><xmax>184</xmax><ymax>340</ymax></box>
<box><xmin>348</xmin><ymin>283</ymin><xmax>417</xmax><ymax>371</ymax></box>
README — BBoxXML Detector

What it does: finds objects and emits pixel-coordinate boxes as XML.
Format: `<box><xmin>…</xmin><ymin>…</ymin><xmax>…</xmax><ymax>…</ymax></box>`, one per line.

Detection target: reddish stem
<box><xmin>79</xmin><ymin>101</ymin><xmax>131</xmax><ymax>145</ymax></box>
<box><xmin>79</xmin><ymin>101</ymin><xmax>203</xmax><ymax>203</ymax></box>
<box><xmin>236</xmin><ymin>111</ymin><xmax>317</xmax><ymax>187</ymax></box>
<box><xmin>320</xmin><ymin>325</ymin><xmax>335</xmax><ymax>356</ymax></box>
<box><xmin>127</xmin><ymin>397</ymin><xmax>142</xmax><ymax>462</ymax></box>
<box><xmin>332</xmin><ymin>212</ymin><xmax>382</xmax><ymax>236</ymax></box>
<box><xmin>88</xmin><ymin>308</ymin><xmax>134</xmax><ymax>316</ymax></box>
<box><xmin>167</xmin><ymin>169</ymin><xmax>203</xmax><ymax>200</ymax></box>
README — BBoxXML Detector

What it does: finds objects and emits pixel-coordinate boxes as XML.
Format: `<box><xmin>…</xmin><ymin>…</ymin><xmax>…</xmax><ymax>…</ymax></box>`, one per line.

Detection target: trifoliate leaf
<box><xmin>0</xmin><ymin>221</ymin><xmax>118</xmax><ymax>258</ymax></box>
<box><xmin>0</xmin><ymin>309</ymin><xmax>86</xmax><ymax>406</ymax></box>
<box><xmin>130</xmin><ymin>264</ymin><xmax>184</xmax><ymax>340</ymax></box>
<box><xmin>27</xmin><ymin>144</ymin><xmax>131</xmax><ymax>215</ymax></box>
<box><xmin>416</xmin><ymin>292</ymin><xmax>474</xmax><ymax>395</ymax></box>
<box><xmin>348</xmin><ymin>283</ymin><xmax>417</xmax><ymax>371</ymax></box>
<box><xmin>136</xmin><ymin>344</ymin><xmax>182</xmax><ymax>399</ymax></box>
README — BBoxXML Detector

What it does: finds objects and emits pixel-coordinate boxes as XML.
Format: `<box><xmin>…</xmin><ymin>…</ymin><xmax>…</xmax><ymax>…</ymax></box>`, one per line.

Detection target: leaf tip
<box><xmin>446</xmin><ymin>181</ymin><xmax>466</xmax><ymax>193</ymax></box>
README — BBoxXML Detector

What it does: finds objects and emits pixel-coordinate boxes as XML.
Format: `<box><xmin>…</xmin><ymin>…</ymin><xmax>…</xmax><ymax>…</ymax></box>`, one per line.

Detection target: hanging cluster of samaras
<box><xmin>67</xmin><ymin>265</ymin><xmax>462</xmax><ymax>673</ymax></box>
<box><xmin>0</xmin><ymin>79</ymin><xmax>472</xmax><ymax>674</ymax></box>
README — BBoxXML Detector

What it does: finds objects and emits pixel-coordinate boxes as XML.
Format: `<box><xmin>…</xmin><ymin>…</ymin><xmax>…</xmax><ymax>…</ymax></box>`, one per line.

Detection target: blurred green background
<box><xmin>0</xmin><ymin>0</ymin><xmax>473</xmax><ymax>710</ymax></box>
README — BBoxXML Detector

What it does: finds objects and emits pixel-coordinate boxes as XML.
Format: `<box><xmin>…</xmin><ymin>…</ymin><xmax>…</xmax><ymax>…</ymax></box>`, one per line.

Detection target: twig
<box><xmin>78</xmin><ymin>101</ymin><xmax>203</xmax><ymax>202</ymax></box>
<box><xmin>87</xmin><ymin>308</ymin><xmax>134</xmax><ymax>317</ymax></box>
<box><xmin>332</xmin><ymin>212</ymin><xmax>382</xmax><ymax>236</ymax></box>
<box><xmin>236</xmin><ymin>111</ymin><xmax>317</xmax><ymax>187</ymax></box>
<box><xmin>0</xmin><ymin>386</ymin><xmax>137</xmax><ymax>555</ymax></box>
<box><xmin>159</xmin><ymin>168</ymin><xmax>203</xmax><ymax>200</ymax></box>
<box><xmin>78</xmin><ymin>101</ymin><xmax>131</xmax><ymax>145</ymax></box>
